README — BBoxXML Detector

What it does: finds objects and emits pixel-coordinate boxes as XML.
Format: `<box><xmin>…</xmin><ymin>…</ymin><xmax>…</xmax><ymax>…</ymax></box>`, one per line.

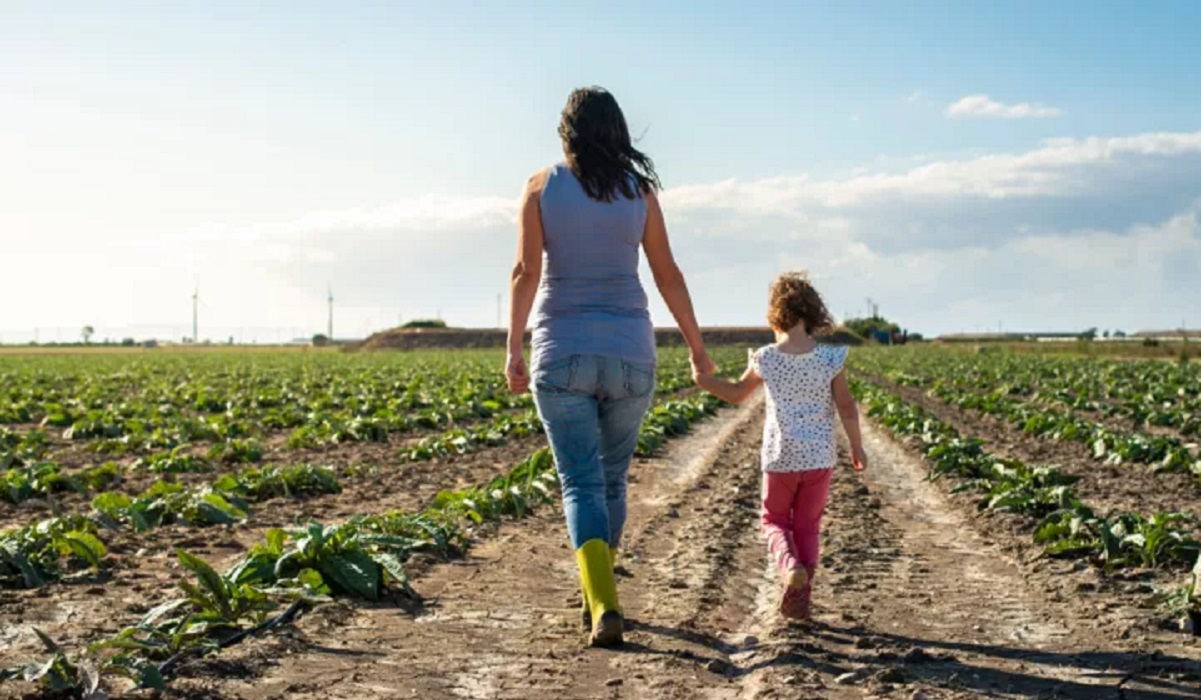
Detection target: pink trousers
<box><xmin>762</xmin><ymin>469</ymin><xmax>833</xmax><ymax>579</ymax></box>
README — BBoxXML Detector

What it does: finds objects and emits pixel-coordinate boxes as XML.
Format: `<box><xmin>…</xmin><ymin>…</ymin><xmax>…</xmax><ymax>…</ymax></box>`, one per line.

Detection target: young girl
<box><xmin>694</xmin><ymin>271</ymin><xmax>868</xmax><ymax>620</ymax></box>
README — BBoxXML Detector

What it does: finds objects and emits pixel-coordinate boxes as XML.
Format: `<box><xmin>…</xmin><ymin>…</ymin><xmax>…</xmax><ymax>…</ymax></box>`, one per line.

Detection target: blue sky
<box><xmin>3</xmin><ymin>1</ymin><xmax>1200</xmax><ymax>342</ymax></box>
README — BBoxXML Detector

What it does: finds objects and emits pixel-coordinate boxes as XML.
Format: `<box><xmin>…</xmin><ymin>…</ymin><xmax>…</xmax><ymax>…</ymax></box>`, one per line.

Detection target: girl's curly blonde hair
<box><xmin>767</xmin><ymin>271</ymin><xmax>834</xmax><ymax>334</ymax></box>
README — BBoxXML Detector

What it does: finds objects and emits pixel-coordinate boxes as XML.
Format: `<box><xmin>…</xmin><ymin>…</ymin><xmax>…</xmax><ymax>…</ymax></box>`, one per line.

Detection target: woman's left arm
<box><xmin>642</xmin><ymin>189</ymin><xmax>714</xmax><ymax>377</ymax></box>
<box><xmin>506</xmin><ymin>170</ymin><xmax>548</xmax><ymax>393</ymax></box>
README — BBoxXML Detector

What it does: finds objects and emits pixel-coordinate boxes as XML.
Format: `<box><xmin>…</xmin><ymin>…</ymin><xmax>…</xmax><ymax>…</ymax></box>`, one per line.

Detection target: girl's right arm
<box><xmin>831</xmin><ymin>370</ymin><xmax>868</xmax><ymax>471</ymax></box>
<box><xmin>694</xmin><ymin>355</ymin><xmax>762</xmax><ymax>405</ymax></box>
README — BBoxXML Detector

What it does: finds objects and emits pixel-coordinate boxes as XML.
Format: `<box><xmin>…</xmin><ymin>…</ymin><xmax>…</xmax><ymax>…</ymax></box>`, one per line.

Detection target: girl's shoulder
<box><xmin>751</xmin><ymin>343</ymin><xmax>783</xmax><ymax>363</ymax></box>
<box><xmin>819</xmin><ymin>343</ymin><xmax>850</xmax><ymax>372</ymax></box>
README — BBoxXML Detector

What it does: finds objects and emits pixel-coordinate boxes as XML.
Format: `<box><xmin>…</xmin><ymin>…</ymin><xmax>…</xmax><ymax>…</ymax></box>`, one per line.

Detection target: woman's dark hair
<box><xmin>559</xmin><ymin>87</ymin><xmax>661</xmax><ymax>202</ymax></box>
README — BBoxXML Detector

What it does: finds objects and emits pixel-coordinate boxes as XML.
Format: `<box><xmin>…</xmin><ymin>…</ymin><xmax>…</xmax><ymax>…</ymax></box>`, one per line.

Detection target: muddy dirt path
<box><xmin>735</xmin><ymin>422</ymin><xmax>1200</xmax><ymax>699</ymax></box>
<box><xmin>167</xmin><ymin>398</ymin><xmax>1199</xmax><ymax>700</ymax></box>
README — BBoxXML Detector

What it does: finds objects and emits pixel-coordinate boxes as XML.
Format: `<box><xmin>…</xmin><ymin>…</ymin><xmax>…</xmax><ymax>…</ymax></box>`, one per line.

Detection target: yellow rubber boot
<box><xmin>578</xmin><ymin>570</ymin><xmax>591</xmax><ymax>629</ymax></box>
<box><xmin>580</xmin><ymin>546</ymin><xmax>620</xmax><ymax>629</ymax></box>
<box><xmin>576</xmin><ymin>539</ymin><xmax>623</xmax><ymax>647</ymax></box>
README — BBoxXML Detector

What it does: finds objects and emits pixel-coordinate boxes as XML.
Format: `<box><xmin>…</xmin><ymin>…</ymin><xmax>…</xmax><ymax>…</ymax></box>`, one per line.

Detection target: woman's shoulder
<box><xmin>524</xmin><ymin>167</ymin><xmax>554</xmax><ymax>198</ymax></box>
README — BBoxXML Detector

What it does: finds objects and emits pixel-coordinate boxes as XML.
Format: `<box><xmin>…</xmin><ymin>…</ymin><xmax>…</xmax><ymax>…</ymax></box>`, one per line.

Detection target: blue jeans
<box><xmin>532</xmin><ymin>354</ymin><xmax>656</xmax><ymax>550</ymax></box>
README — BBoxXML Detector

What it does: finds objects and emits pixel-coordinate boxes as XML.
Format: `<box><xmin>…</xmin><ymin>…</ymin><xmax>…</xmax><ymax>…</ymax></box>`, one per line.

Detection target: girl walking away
<box><xmin>693</xmin><ymin>271</ymin><xmax>867</xmax><ymax>620</ymax></box>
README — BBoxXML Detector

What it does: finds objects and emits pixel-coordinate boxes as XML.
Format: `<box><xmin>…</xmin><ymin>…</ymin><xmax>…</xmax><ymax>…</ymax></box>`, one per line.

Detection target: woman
<box><xmin>506</xmin><ymin>86</ymin><xmax>714</xmax><ymax>647</ymax></box>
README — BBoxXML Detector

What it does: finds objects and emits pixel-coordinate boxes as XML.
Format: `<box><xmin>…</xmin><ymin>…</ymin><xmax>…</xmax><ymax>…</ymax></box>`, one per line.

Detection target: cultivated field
<box><xmin>1</xmin><ymin>346</ymin><xmax>1199</xmax><ymax>699</ymax></box>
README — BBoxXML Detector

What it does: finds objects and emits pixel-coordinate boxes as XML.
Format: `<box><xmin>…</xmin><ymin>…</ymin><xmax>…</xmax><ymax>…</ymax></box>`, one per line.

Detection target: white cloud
<box><xmin>657</xmin><ymin>131</ymin><xmax>1201</xmax><ymax>332</ymax></box>
<box><xmin>791</xmin><ymin>209</ymin><xmax>1201</xmax><ymax>333</ymax></box>
<box><xmin>947</xmin><ymin>94</ymin><xmax>1062</xmax><ymax>119</ymax></box>
<box><xmin>662</xmin><ymin>131</ymin><xmax>1201</xmax><ymax>229</ymax></box>
<box><xmin>5</xmin><ymin>131</ymin><xmax>1201</xmax><ymax>340</ymax></box>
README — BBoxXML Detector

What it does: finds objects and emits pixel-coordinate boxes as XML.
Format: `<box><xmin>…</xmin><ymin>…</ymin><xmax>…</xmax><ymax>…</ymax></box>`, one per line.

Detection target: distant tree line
<box><xmin>402</xmin><ymin>319</ymin><xmax>449</xmax><ymax>329</ymax></box>
<box><xmin>842</xmin><ymin>316</ymin><xmax>923</xmax><ymax>343</ymax></box>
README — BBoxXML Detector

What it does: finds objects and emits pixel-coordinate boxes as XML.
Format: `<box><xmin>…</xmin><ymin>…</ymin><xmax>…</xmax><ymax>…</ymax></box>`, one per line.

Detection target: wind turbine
<box><xmin>327</xmin><ymin>285</ymin><xmax>334</xmax><ymax>341</ymax></box>
<box><xmin>192</xmin><ymin>284</ymin><xmax>199</xmax><ymax>343</ymax></box>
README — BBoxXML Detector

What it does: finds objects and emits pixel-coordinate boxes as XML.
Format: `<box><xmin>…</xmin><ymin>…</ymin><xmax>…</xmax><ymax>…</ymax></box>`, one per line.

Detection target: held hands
<box><xmin>506</xmin><ymin>352</ymin><xmax>530</xmax><ymax>394</ymax></box>
<box><xmin>690</xmin><ymin>351</ymin><xmax>717</xmax><ymax>383</ymax></box>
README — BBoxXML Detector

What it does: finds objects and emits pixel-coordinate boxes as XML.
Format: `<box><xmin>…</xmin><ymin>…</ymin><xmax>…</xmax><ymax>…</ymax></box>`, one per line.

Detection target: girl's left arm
<box><xmin>832</xmin><ymin>370</ymin><xmax>868</xmax><ymax>471</ymax></box>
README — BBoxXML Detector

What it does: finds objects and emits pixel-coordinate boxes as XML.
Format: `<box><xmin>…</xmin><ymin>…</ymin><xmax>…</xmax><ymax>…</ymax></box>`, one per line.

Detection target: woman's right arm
<box><xmin>642</xmin><ymin>189</ymin><xmax>714</xmax><ymax>375</ymax></box>
<box><xmin>505</xmin><ymin>170</ymin><xmax>548</xmax><ymax>393</ymax></box>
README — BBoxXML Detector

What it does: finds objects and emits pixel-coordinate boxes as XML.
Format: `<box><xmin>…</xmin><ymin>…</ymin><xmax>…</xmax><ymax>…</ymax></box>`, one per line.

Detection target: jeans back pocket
<box><xmin>622</xmin><ymin>361</ymin><xmax>656</xmax><ymax>398</ymax></box>
<box><xmin>533</xmin><ymin>356</ymin><xmax>577</xmax><ymax>393</ymax></box>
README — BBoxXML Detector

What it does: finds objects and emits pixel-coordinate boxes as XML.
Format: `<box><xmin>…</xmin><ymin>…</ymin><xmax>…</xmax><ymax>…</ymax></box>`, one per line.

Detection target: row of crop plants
<box><xmin>0</xmin><ymin>348</ymin><xmax>718</xmax><ymax>479</ymax></box>
<box><xmin>850</xmin><ymin>349</ymin><xmax>1201</xmax><ymax>477</ymax></box>
<box><xmin>1</xmin><ymin>388</ymin><xmax>728</xmax><ymax>696</ymax></box>
<box><xmin>856</xmin><ymin>347</ymin><xmax>1201</xmax><ymax>436</ymax></box>
<box><xmin>1</xmin><ymin>384</ymin><xmax>724</xmax><ymax>589</ymax></box>
<box><xmin>850</xmin><ymin>377</ymin><xmax>1201</xmax><ymax>628</ymax></box>
<box><xmin>0</xmin><ymin>352</ymin><xmax>535</xmax><ymax>463</ymax></box>
<box><xmin>0</xmin><ymin>362</ymin><xmax>719</xmax><ymax>523</ymax></box>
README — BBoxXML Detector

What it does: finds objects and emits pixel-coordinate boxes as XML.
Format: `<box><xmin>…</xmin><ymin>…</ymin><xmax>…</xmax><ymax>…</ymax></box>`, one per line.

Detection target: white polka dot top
<box><xmin>752</xmin><ymin>343</ymin><xmax>849</xmax><ymax>472</ymax></box>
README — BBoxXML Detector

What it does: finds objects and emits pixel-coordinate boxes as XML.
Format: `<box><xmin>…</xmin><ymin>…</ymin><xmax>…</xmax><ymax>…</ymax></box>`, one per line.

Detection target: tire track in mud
<box><xmin>722</xmin><ymin>421</ymin><xmax>1201</xmax><ymax>700</ymax></box>
<box><xmin>167</xmin><ymin>395</ymin><xmax>1201</xmax><ymax>700</ymax></box>
<box><xmin>172</xmin><ymin>398</ymin><xmax>767</xmax><ymax>699</ymax></box>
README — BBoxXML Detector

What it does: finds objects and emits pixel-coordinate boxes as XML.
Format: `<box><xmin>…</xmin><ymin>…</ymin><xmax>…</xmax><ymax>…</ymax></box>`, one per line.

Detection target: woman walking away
<box><xmin>506</xmin><ymin>87</ymin><xmax>714</xmax><ymax>647</ymax></box>
<box><xmin>693</xmin><ymin>271</ymin><xmax>867</xmax><ymax>620</ymax></box>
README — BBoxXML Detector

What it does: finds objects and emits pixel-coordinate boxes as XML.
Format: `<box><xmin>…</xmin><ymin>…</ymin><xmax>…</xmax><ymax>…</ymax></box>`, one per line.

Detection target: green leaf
<box><xmin>137</xmin><ymin>664</ymin><xmax>167</xmax><ymax>691</ymax></box>
<box><xmin>265</xmin><ymin>528</ymin><xmax>286</xmax><ymax>555</ymax></box>
<box><xmin>127</xmin><ymin>501</ymin><xmax>156</xmax><ymax>532</ymax></box>
<box><xmin>273</xmin><ymin>550</ymin><xmax>303</xmax><ymax>581</ymax></box>
<box><xmin>372</xmin><ymin>551</ymin><xmax>412</xmax><ymax>594</ymax></box>
<box><xmin>57</xmin><ymin>531</ymin><xmax>107</xmax><ymax>567</ymax></box>
<box><xmin>227</xmin><ymin>551</ymin><xmax>277</xmax><ymax>586</ymax></box>
<box><xmin>177</xmin><ymin>550</ymin><xmax>230</xmax><ymax>614</ymax></box>
<box><xmin>297</xmin><ymin>567</ymin><xmax>330</xmax><ymax>595</ymax></box>
<box><xmin>139</xmin><ymin>598</ymin><xmax>189</xmax><ymax>628</ymax></box>
<box><xmin>321</xmin><ymin>550</ymin><xmax>380</xmax><ymax>601</ymax></box>
<box><xmin>190</xmin><ymin>499</ymin><xmax>241</xmax><ymax>526</ymax></box>
<box><xmin>89</xmin><ymin>632</ymin><xmax>161</xmax><ymax>655</ymax></box>
<box><xmin>32</xmin><ymin>627</ymin><xmax>61</xmax><ymax>654</ymax></box>
<box><xmin>205</xmin><ymin>491</ymin><xmax>246</xmax><ymax>514</ymax></box>
<box><xmin>91</xmin><ymin>491</ymin><xmax>132</xmax><ymax>514</ymax></box>
<box><xmin>7</xmin><ymin>550</ymin><xmax>46</xmax><ymax>588</ymax></box>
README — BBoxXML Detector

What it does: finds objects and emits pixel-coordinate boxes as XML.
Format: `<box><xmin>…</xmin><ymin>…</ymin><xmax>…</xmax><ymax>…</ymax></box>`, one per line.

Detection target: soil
<box><xmin>55</xmin><ymin>395</ymin><xmax>1194</xmax><ymax>700</ymax></box>
<box><xmin>0</xmin><ymin>436</ymin><xmax>546</xmax><ymax>671</ymax></box>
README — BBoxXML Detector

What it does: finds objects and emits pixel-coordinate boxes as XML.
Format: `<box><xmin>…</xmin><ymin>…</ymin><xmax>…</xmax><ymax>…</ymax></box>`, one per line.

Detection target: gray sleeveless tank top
<box><xmin>530</xmin><ymin>163</ymin><xmax>656</xmax><ymax>372</ymax></box>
